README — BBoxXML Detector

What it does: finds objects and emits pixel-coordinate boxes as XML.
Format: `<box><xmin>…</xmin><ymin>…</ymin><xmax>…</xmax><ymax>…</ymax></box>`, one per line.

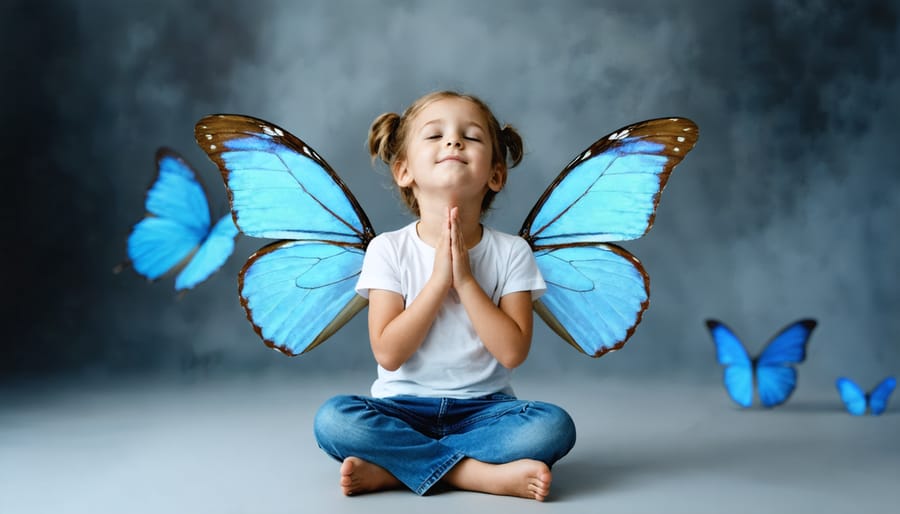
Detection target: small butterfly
<box><xmin>124</xmin><ymin>148</ymin><xmax>239</xmax><ymax>292</ymax></box>
<box><xmin>193</xmin><ymin>114</ymin><xmax>697</xmax><ymax>356</ymax></box>
<box><xmin>705</xmin><ymin>319</ymin><xmax>817</xmax><ymax>408</ymax></box>
<box><xmin>835</xmin><ymin>376</ymin><xmax>896</xmax><ymax>416</ymax></box>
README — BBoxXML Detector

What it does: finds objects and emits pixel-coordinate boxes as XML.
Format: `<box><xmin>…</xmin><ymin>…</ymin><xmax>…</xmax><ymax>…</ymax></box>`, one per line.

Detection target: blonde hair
<box><xmin>368</xmin><ymin>91</ymin><xmax>524</xmax><ymax>216</ymax></box>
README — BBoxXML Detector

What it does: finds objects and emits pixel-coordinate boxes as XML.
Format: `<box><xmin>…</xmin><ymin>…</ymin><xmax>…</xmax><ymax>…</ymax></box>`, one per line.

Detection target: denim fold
<box><xmin>314</xmin><ymin>393</ymin><xmax>576</xmax><ymax>495</ymax></box>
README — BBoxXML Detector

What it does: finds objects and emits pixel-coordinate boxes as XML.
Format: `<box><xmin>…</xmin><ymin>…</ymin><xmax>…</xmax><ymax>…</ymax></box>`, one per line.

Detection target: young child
<box><xmin>313</xmin><ymin>91</ymin><xmax>576</xmax><ymax>501</ymax></box>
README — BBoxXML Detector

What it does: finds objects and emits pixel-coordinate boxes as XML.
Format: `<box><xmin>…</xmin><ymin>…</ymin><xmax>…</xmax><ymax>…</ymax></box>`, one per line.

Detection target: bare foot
<box><xmin>339</xmin><ymin>456</ymin><xmax>402</xmax><ymax>496</ymax></box>
<box><xmin>443</xmin><ymin>458</ymin><xmax>552</xmax><ymax>501</ymax></box>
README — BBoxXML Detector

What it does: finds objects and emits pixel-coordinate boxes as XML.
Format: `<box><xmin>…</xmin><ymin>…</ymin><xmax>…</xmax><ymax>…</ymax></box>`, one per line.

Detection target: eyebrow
<box><xmin>419</xmin><ymin>119</ymin><xmax>486</xmax><ymax>132</ymax></box>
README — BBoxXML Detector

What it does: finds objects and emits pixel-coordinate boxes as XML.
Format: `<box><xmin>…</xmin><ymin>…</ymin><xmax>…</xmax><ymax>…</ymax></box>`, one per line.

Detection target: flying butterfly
<box><xmin>194</xmin><ymin>114</ymin><xmax>697</xmax><ymax>356</ymax></box>
<box><xmin>706</xmin><ymin>319</ymin><xmax>817</xmax><ymax>408</ymax></box>
<box><xmin>124</xmin><ymin>148</ymin><xmax>239</xmax><ymax>292</ymax></box>
<box><xmin>835</xmin><ymin>376</ymin><xmax>896</xmax><ymax>416</ymax></box>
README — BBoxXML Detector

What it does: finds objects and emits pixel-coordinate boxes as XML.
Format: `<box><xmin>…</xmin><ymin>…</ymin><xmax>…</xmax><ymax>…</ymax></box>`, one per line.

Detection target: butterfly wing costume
<box><xmin>521</xmin><ymin>118</ymin><xmax>697</xmax><ymax>356</ymax></box>
<box><xmin>195</xmin><ymin>115</ymin><xmax>374</xmax><ymax>355</ymax></box>
<box><xmin>194</xmin><ymin>114</ymin><xmax>698</xmax><ymax>357</ymax></box>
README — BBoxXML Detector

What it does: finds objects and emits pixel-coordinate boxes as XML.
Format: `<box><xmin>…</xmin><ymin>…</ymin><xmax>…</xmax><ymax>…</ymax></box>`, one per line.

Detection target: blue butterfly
<box><xmin>706</xmin><ymin>319</ymin><xmax>817</xmax><ymax>408</ymax></box>
<box><xmin>126</xmin><ymin>148</ymin><xmax>239</xmax><ymax>292</ymax></box>
<box><xmin>193</xmin><ymin>114</ymin><xmax>697</xmax><ymax>356</ymax></box>
<box><xmin>836</xmin><ymin>376</ymin><xmax>896</xmax><ymax>416</ymax></box>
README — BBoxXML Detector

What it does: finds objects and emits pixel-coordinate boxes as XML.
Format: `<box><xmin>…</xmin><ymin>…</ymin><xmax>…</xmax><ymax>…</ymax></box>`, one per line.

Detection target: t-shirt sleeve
<box><xmin>501</xmin><ymin>237</ymin><xmax>546</xmax><ymax>300</ymax></box>
<box><xmin>355</xmin><ymin>235</ymin><xmax>402</xmax><ymax>299</ymax></box>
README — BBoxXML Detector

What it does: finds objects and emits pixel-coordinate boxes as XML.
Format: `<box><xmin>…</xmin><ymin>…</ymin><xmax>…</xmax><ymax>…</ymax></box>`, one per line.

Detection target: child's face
<box><xmin>395</xmin><ymin>97</ymin><xmax>504</xmax><ymax>207</ymax></box>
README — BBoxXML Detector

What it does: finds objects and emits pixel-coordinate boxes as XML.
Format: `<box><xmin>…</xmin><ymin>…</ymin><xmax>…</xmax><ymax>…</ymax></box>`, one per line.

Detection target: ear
<box><xmin>393</xmin><ymin>159</ymin><xmax>414</xmax><ymax>187</ymax></box>
<box><xmin>488</xmin><ymin>163</ymin><xmax>506</xmax><ymax>193</ymax></box>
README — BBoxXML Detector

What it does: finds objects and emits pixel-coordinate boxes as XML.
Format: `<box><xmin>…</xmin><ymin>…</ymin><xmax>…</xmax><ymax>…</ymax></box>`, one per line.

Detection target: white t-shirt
<box><xmin>355</xmin><ymin>222</ymin><xmax>546</xmax><ymax>398</ymax></box>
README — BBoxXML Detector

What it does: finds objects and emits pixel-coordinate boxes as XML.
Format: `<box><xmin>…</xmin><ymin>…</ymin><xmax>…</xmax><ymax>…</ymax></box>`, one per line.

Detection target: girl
<box><xmin>313</xmin><ymin>91</ymin><xmax>576</xmax><ymax>501</ymax></box>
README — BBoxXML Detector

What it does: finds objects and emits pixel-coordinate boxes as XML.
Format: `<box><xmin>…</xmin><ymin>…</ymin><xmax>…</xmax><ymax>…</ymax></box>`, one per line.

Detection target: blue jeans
<box><xmin>314</xmin><ymin>393</ymin><xmax>576</xmax><ymax>495</ymax></box>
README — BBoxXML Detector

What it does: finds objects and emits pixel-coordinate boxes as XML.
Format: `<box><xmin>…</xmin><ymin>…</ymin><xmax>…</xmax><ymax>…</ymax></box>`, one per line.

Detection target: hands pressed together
<box><xmin>368</xmin><ymin>205</ymin><xmax>533</xmax><ymax>371</ymax></box>
<box><xmin>432</xmin><ymin>206</ymin><xmax>476</xmax><ymax>295</ymax></box>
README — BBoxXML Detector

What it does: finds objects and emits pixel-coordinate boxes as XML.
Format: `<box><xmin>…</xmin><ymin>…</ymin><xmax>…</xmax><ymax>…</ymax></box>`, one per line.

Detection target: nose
<box><xmin>446</xmin><ymin>139</ymin><xmax>462</xmax><ymax>148</ymax></box>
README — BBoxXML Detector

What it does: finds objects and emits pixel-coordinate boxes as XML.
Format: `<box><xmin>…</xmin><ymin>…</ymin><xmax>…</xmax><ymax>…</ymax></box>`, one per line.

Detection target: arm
<box><xmin>367</xmin><ymin>219</ymin><xmax>455</xmax><ymax>371</ymax></box>
<box><xmin>367</xmin><ymin>277</ymin><xmax>447</xmax><ymax>371</ymax></box>
<box><xmin>449</xmin><ymin>208</ymin><xmax>533</xmax><ymax>369</ymax></box>
<box><xmin>455</xmin><ymin>285</ymin><xmax>534</xmax><ymax>369</ymax></box>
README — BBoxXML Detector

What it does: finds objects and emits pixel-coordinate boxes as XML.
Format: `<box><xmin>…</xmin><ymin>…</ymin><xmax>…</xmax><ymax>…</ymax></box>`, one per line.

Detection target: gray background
<box><xmin>0</xmin><ymin>1</ymin><xmax>900</xmax><ymax>383</ymax></box>
<box><xmin>3</xmin><ymin>1</ymin><xmax>899</xmax><ymax>512</ymax></box>
<box><xmin>4</xmin><ymin>0</ymin><xmax>897</xmax><ymax>384</ymax></box>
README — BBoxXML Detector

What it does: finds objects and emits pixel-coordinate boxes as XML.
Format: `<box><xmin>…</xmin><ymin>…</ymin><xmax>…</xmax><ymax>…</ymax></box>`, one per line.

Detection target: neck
<box><xmin>416</xmin><ymin>198</ymin><xmax>484</xmax><ymax>248</ymax></box>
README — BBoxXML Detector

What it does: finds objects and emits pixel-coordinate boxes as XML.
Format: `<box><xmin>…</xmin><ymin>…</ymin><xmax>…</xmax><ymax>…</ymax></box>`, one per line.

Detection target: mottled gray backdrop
<box><xmin>4</xmin><ymin>0</ymin><xmax>898</xmax><ymax>386</ymax></box>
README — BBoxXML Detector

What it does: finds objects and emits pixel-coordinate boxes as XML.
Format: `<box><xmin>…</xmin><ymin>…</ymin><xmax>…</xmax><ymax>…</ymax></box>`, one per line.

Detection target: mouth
<box><xmin>438</xmin><ymin>156</ymin><xmax>467</xmax><ymax>164</ymax></box>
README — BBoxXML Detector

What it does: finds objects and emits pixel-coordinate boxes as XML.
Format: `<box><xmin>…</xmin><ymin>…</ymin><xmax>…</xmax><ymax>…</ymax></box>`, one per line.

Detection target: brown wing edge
<box><xmin>193</xmin><ymin>113</ymin><xmax>376</xmax><ymax>247</ymax></box>
<box><xmin>235</xmin><ymin>241</ymin><xmax>369</xmax><ymax>356</ymax></box>
<box><xmin>532</xmin><ymin>243</ymin><xmax>651</xmax><ymax>358</ymax></box>
<box><xmin>520</xmin><ymin>117</ymin><xmax>699</xmax><ymax>244</ymax></box>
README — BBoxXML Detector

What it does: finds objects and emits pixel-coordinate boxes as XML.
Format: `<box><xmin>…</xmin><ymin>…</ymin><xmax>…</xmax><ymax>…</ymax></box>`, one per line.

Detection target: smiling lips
<box><xmin>438</xmin><ymin>155</ymin><xmax>466</xmax><ymax>164</ymax></box>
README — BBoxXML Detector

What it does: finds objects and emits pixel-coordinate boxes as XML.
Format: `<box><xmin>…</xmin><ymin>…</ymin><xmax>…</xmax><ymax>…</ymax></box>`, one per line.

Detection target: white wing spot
<box><xmin>209</xmin><ymin>144</ymin><xmax>217</xmax><ymax>150</ymax></box>
<box><xmin>581</xmin><ymin>149</ymin><xmax>592</xmax><ymax>161</ymax></box>
<box><xmin>262</xmin><ymin>125</ymin><xmax>281</xmax><ymax>137</ymax></box>
<box><xmin>302</xmin><ymin>146</ymin><xmax>312</xmax><ymax>157</ymax></box>
<box><xmin>683</xmin><ymin>127</ymin><xmax>692</xmax><ymax>132</ymax></box>
<box><xmin>205</xmin><ymin>134</ymin><xmax>213</xmax><ymax>140</ymax></box>
<box><xmin>677</xmin><ymin>136</ymin><xmax>685</xmax><ymax>143</ymax></box>
<box><xmin>674</xmin><ymin>147</ymin><xmax>681</xmax><ymax>153</ymax></box>
<box><xmin>608</xmin><ymin>129</ymin><xmax>630</xmax><ymax>141</ymax></box>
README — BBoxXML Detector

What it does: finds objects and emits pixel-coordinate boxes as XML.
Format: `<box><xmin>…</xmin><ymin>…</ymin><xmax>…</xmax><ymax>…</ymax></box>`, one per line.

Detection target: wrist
<box><xmin>426</xmin><ymin>274</ymin><xmax>452</xmax><ymax>296</ymax></box>
<box><xmin>454</xmin><ymin>276</ymin><xmax>481</xmax><ymax>298</ymax></box>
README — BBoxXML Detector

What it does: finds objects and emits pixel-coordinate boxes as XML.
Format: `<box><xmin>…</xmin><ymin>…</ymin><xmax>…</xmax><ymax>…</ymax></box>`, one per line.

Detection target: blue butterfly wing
<box><xmin>174</xmin><ymin>213</ymin><xmax>239</xmax><ymax>291</ymax></box>
<box><xmin>705</xmin><ymin>320</ymin><xmax>754</xmax><ymax>408</ymax></box>
<box><xmin>756</xmin><ymin>319</ymin><xmax>817</xmax><ymax>367</ymax></box>
<box><xmin>754</xmin><ymin>319</ymin><xmax>816</xmax><ymax>407</ymax></box>
<box><xmin>755</xmin><ymin>366</ymin><xmax>797</xmax><ymax>408</ymax></box>
<box><xmin>836</xmin><ymin>377</ymin><xmax>868</xmax><ymax>416</ymax></box>
<box><xmin>194</xmin><ymin>115</ymin><xmax>376</xmax><ymax>354</ymax></box>
<box><xmin>194</xmin><ymin>114</ymin><xmax>374</xmax><ymax>245</ymax></box>
<box><xmin>868</xmin><ymin>376</ymin><xmax>897</xmax><ymax>416</ymax></box>
<box><xmin>533</xmin><ymin>244</ymin><xmax>649</xmax><ymax>357</ymax></box>
<box><xmin>522</xmin><ymin>118</ymin><xmax>698</xmax><ymax>247</ymax></box>
<box><xmin>239</xmin><ymin>241</ymin><xmax>368</xmax><ymax>356</ymax></box>
<box><xmin>128</xmin><ymin>149</ymin><xmax>234</xmax><ymax>291</ymax></box>
<box><xmin>522</xmin><ymin>118</ymin><xmax>698</xmax><ymax>356</ymax></box>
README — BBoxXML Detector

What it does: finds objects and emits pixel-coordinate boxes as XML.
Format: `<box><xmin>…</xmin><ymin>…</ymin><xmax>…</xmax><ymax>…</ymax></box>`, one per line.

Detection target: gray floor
<box><xmin>2</xmin><ymin>373</ymin><xmax>897</xmax><ymax>514</ymax></box>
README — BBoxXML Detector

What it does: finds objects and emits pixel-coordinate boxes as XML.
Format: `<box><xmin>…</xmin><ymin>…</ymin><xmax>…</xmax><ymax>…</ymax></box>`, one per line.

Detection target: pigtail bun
<box><xmin>499</xmin><ymin>124</ymin><xmax>524</xmax><ymax>169</ymax></box>
<box><xmin>368</xmin><ymin>112</ymin><xmax>401</xmax><ymax>165</ymax></box>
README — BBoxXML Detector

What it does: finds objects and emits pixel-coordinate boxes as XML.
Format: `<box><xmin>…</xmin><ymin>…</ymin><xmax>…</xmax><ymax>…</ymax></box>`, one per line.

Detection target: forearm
<box><xmin>455</xmin><ymin>283</ymin><xmax>532</xmax><ymax>369</ymax></box>
<box><xmin>369</xmin><ymin>279</ymin><xmax>448</xmax><ymax>371</ymax></box>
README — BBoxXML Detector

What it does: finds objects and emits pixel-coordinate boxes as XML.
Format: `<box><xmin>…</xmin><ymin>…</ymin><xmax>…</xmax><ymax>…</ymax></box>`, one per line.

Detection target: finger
<box><xmin>439</xmin><ymin>207</ymin><xmax>451</xmax><ymax>245</ymax></box>
<box><xmin>449</xmin><ymin>207</ymin><xmax>464</xmax><ymax>249</ymax></box>
<box><xmin>447</xmin><ymin>207</ymin><xmax>456</xmax><ymax>249</ymax></box>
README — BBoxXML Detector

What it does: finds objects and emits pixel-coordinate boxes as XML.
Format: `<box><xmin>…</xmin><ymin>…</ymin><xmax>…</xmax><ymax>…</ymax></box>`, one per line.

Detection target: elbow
<box><xmin>499</xmin><ymin>355</ymin><xmax>527</xmax><ymax>370</ymax></box>
<box><xmin>378</xmin><ymin>358</ymin><xmax>403</xmax><ymax>372</ymax></box>
<box><xmin>372</xmin><ymin>345</ymin><xmax>405</xmax><ymax>372</ymax></box>
<box><xmin>497</xmin><ymin>346</ymin><xmax>530</xmax><ymax>370</ymax></box>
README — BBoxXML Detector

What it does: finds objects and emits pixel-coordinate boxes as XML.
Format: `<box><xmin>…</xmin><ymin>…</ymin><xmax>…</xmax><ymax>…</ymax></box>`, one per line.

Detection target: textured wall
<box><xmin>3</xmin><ymin>0</ymin><xmax>898</xmax><ymax>384</ymax></box>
